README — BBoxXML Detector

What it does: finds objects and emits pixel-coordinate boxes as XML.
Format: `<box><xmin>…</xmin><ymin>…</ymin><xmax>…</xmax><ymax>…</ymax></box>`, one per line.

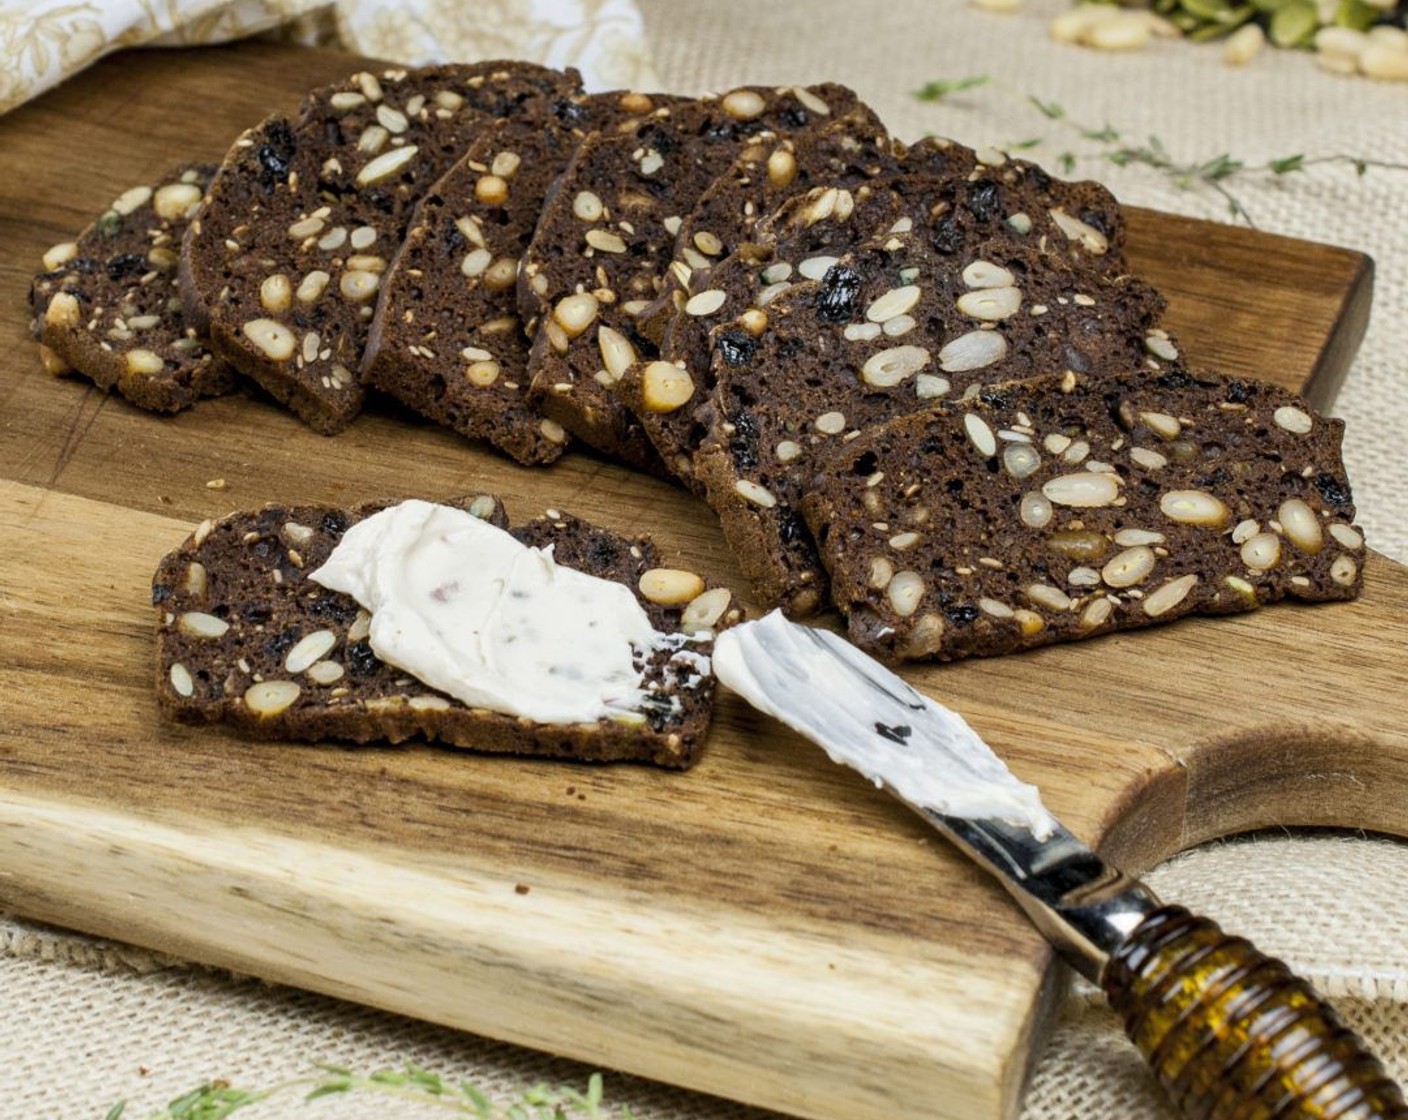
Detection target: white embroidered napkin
<box><xmin>0</xmin><ymin>0</ymin><xmax>658</xmax><ymax>116</ymax></box>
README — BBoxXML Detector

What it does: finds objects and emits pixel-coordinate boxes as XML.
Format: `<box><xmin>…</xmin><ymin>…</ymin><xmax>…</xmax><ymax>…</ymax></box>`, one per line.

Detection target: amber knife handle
<box><xmin>921</xmin><ymin>814</ymin><xmax>1406</xmax><ymax>1119</ymax></box>
<box><xmin>1102</xmin><ymin>905</ymin><xmax>1408</xmax><ymax>1120</ymax></box>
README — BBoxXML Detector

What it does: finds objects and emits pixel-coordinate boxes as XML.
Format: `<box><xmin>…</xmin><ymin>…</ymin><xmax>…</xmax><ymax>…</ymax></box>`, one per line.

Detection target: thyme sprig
<box><xmin>913</xmin><ymin>75</ymin><xmax>1408</xmax><ymax>225</ymax></box>
<box><xmin>103</xmin><ymin>1066</ymin><xmax>628</xmax><ymax>1120</ymax></box>
<box><xmin>912</xmin><ymin>75</ymin><xmax>991</xmax><ymax>101</ymax></box>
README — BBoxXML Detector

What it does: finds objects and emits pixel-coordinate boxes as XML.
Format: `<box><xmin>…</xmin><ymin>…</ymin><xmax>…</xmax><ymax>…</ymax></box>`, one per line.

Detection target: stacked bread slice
<box><xmin>804</xmin><ymin>369</ymin><xmax>1363</xmax><ymax>661</ymax></box>
<box><xmin>182</xmin><ymin>62</ymin><xmax>584</xmax><ymax>433</ymax></box>
<box><xmin>31</xmin><ymin>163</ymin><xmax>235</xmax><ymax>411</ymax></box>
<box><xmin>361</xmin><ymin>91</ymin><xmax>673</xmax><ymax>464</ymax></box>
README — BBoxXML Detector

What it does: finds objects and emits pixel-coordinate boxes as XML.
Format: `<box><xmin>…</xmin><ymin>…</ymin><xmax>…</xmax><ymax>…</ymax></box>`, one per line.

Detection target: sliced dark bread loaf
<box><xmin>361</xmin><ymin>91</ymin><xmax>667</xmax><ymax>465</ymax></box>
<box><xmin>154</xmin><ymin>495</ymin><xmax>737</xmax><ymax>767</ymax></box>
<box><xmin>693</xmin><ymin>220</ymin><xmax>1169</xmax><ymax>615</ymax></box>
<box><xmin>31</xmin><ymin>164</ymin><xmax>235</xmax><ymax>412</ymax></box>
<box><xmin>182</xmin><ymin>62</ymin><xmax>581</xmax><ymax>434</ymax></box>
<box><xmin>616</xmin><ymin>137</ymin><xmax>1136</xmax><ymax>492</ymax></box>
<box><xmin>517</xmin><ymin>84</ymin><xmax>875</xmax><ymax>471</ymax></box>
<box><xmin>802</xmin><ymin>369</ymin><xmax>1365</xmax><ymax>662</ymax></box>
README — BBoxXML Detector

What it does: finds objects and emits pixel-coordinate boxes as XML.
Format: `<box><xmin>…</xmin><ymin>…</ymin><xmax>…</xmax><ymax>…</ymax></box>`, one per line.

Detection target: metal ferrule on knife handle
<box><xmin>926</xmin><ymin>811</ymin><xmax>1160</xmax><ymax>981</ymax></box>
<box><xmin>928</xmin><ymin>812</ymin><xmax>1408</xmax><ymax>1120</ymax></box>
<box><xmin>1103</xmin><ymin>906</ymin><xmax>1408</xmax><ymax>1120</ymax></box>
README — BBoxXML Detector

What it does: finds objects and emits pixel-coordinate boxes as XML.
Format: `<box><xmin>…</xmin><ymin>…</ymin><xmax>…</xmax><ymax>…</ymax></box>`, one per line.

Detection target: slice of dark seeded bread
<box><xmin>610</xmin><ymin>125</ymin><xmax>901</xmax><ymax>488</ymax></box>
<box><xmin>693</xmin><ymin>220</ymin><xmax>1170</xmax><ymax>615</ymax></box>
<box><xmin>154</xmin><ymin>495</ymin><xmax>738</xmax><ymax>768</ymax></box>
<box><xmin>629</xmin><ymin>106</ymin><xmax>896</xmax><ymax>342</ymax></box>
<box><xmin>361</xmin><ymin>92</ymin><xmax>669</xmax><ymax>465</ymax></box>
<box><xmin>182</xmin><ymin>62</ymin><xmax>582</xmax><ymax>435</ymax></box>
<box><xmin>31</xmin><ymin>164</ymin><xmax>236</xmax><ymax>412</ymax></box>
<box><xmin>616</xmin><ymin>137</ymin><xmax>1136</xmax><ymax>493</ymax></box>
<box><xmin>801</xmin><ymin>369</ymin><xmax>1365</xmax><ymax>663</ymax></box>
<box><xmin>618</xmin><ymin>181</ymin><xmax>910</xmax><ymax>491</ymax></box>
<box><xmin>517</xmin><ymin>84</ymin><xmax>875</xmax><ymax>471</ymax></box>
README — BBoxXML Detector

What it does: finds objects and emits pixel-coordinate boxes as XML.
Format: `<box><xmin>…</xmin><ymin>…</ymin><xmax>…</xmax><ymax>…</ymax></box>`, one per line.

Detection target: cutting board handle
<box><xmin>1103</xmin><ymin>904</ymin><xmax>1408</xmax><ymax>1119</ymax></box>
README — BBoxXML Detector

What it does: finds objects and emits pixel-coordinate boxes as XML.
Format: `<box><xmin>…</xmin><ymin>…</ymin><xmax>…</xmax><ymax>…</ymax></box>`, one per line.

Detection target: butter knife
<box><xmin>713</xmin><ymin>611</ymin><xmax>1407</xmax><ymax>1120</ymax></box>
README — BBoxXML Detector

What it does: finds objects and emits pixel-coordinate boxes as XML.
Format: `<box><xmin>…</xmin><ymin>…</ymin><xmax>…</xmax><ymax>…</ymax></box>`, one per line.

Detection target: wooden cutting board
<box><xmin>1</xmin><ymin>43</ymin><xmax>1403</xmax><ymax>1120</ymax></box>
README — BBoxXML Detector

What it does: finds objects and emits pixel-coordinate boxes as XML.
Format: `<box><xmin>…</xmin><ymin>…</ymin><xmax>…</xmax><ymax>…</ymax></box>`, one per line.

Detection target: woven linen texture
<box><xmin>3</xmin><ymin>0</ymin><xmax>1405</xmax><ymax>1116</ymax></box>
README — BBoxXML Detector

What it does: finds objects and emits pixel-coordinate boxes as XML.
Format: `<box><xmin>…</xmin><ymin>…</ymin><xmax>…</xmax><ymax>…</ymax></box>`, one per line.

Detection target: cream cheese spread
<box><xmin>713</xmin><ymin>611</ymin><xmax>1056</xmax><ymax>837</ymax></box>
<box><xmin>309</xmin><ymin>500</ymin><xmax>667</xmax><ymax>724</ymax></box>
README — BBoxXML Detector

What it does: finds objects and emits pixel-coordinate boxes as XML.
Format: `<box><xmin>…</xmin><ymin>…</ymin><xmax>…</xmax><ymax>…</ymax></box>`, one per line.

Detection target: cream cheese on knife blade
<box><xmin>310</xmin><ymin>499</ymin><xmax>673</xmax><ymax>725</ymax></box>
<box><xmin>714</xmin><ymin>610</ymin><xmax>1057</xmax><ymax>838</ymax></box>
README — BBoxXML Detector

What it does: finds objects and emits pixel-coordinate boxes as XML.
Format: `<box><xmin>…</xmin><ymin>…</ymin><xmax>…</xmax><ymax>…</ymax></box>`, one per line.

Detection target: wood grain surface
<box><xmin>0</xmin><ymin>43</ymin><xmax>1402</xmax><ymax>1120</ymax></box>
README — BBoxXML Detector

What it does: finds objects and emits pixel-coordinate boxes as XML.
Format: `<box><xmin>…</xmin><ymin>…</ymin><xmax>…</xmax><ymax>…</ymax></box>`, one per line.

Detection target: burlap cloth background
<box><xmin>3</xmin><ymin>1</ymin><xmax>1406</xmax><ymax>1116</ymax></box>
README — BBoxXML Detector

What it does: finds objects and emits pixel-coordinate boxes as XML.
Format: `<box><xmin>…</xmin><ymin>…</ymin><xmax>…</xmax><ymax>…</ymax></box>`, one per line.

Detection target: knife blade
<box><xmin>713</xmin><ymin>610</ymin><xmax>1407</xmax><ymax>1120</ymax></box>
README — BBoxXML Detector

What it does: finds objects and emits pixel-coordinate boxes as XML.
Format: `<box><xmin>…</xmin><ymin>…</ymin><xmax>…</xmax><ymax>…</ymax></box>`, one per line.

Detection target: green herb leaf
<box><xmin>1269</xmin><ymin>154</ymin><xmax>1305</xmax><ymax>174</ymax></box>
<box><xmin>1029</xmin><ymin>96</ymin><xmax>1065</xmax><ymax>120</ymax></box>
<box><xmin>103</xmin><ymin>1065</ymin><xmax>646</xmax><ymax>1120</ymax></box>
<box><xmin>165</xmin><ymin>1086</ymin><xmax>212</xmax><ymax>1117</ymax></box>
<box><xmin>913</xmin><ymin>75</ymin><xmax>989</xmax><ymax>102</ymax></box>
<box><xmin>461</xmin><ymin>1081</ymin><xmax>495</xmax><ymax>1117</ymax></box>
<box><xmin>1197</xmin><ymin>153</ymin><xmax>1245</xmax><ymax>181</ymax></box>
<box><xmin>405</xmin><ymin>1064</ymin><xmax>445</xmax><ymax>1094</ymax></box>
